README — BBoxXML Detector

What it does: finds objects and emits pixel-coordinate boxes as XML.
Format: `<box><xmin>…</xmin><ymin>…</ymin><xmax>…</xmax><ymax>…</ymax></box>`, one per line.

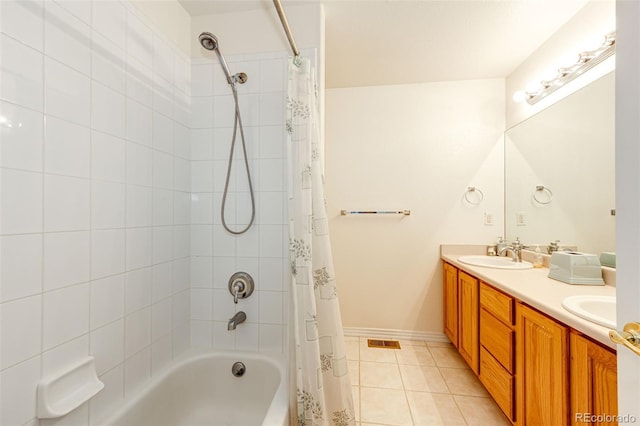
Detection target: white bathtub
<box><xmin>101</xmin><ymin>351</ymin><xmax>287</xmax><ymax>426</ymax></box>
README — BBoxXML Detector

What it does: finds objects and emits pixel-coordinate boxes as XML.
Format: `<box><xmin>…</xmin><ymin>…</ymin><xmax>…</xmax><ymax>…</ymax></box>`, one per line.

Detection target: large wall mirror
<box><xmin>505</xmin><ymin>71</ymin><xmax>615</xmax><ymax>256</ymax></box>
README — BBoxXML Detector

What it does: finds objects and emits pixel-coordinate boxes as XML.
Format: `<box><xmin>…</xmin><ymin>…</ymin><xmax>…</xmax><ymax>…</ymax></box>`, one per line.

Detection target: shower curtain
<box><xmin>287</xmin><ymin>57</ymin><xmax>355</xmax><ymax>426</ymax></box>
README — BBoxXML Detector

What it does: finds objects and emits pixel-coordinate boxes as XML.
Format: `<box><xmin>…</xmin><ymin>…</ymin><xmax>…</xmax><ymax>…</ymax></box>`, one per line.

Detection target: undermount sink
<box><xmin>561</xmin><ymin>295</ymin><xmax>616</xmax><ymax>329</ymax></box>
<box><xmin>458</xmin><ymin>255</ymin><xmax>533</xmax><ymax>270</ymax></box>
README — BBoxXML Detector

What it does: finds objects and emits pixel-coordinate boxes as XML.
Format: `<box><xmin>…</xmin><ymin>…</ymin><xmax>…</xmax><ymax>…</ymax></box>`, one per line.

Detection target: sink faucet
<box><xmin>228</xmin><ymin>311</ymin><xmax>247</xmax><ymax>331</ymax></box>
<box><xmin>498</xmin><ymin>238</ymin><xmax>525</xmax><ymax>262</ymax></box>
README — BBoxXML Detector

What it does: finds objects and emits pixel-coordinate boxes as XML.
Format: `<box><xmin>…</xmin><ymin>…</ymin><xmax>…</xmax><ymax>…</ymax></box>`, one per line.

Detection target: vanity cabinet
<box><xmin>458</xmin><ymin>270</ymin><xmax>479</xmax><ymax>374</ymax></box>
<box><xmin>516</xmin><ymin>303</ymin><xmax>569</xmax><ymax>426</ymax></box>
<box><xmin>570</xmin><ymin>331</ymin><xmax>618</xmax><ymax>426</ymax></box>
<box><xmin>443</xmin><ymin>262</ymin><xmax>458</xmax><ymax>347</ymax></box>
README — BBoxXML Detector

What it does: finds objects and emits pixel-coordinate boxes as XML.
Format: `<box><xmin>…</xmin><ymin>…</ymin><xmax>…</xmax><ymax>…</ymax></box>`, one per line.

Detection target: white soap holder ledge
<box><xmin>37</xmin><ymin>356</ymin><xmax>104</xmax><ymax>419</ymax></box>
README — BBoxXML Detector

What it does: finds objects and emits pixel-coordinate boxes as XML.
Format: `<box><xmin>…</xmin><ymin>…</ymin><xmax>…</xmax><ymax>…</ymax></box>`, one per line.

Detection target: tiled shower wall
<box><xmin>189</xmin><ymin>52</ymin><xmax>289</xmax><ymax>353</ymax></box>
<box><xmin>0</xmin><ymin>1</ymin><xmax>191</xmax><ymax>424</ymax></box>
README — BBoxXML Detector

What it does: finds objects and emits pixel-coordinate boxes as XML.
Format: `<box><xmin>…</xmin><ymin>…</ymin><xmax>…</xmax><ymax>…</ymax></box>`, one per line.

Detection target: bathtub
<box><xmin>101</xmin><ymin>351</ymin><xmax>287</xmax><ymax>426</ymax></box>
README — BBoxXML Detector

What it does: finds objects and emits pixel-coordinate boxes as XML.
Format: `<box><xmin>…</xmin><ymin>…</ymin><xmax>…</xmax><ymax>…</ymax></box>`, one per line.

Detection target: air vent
<box><xmin>367</xmin><ymin>339</ymin><xmax>401</xmax><ymax>349</ymax></box>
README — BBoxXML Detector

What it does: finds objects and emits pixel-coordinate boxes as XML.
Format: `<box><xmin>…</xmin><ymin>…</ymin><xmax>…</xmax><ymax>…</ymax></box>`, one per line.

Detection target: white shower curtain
<box><xmin>286</xmin><ymin>57</ymin><xmax>355</xmax><ymax>426</ymax></box>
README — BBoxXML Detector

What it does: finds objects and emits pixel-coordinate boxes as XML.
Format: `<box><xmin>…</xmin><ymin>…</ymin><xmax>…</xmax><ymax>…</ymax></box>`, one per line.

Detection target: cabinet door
<box><xmin>443</xmin><ymin>262</ymin><xmax>459</xmax><ymax>347</ymax></box>
<box><xmin>570</xmin><ymin>332</ymin><xmax>618</xmax><ymax>426</ymax></box>
<box><xmin>516</xmin><ymin>303</ymin><xmax>569</xmax><ymax>426</ymax></box>
<box><xmin>458</xmin><ymin>271</ymin><xmax>479</xmax><ymax>374</ymax></box>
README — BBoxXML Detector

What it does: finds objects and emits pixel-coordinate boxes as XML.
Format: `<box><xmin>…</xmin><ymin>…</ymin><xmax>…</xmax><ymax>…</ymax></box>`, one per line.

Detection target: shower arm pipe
<box><xmin>272</xmin><ymin>0</ymin><xmax>301</xmax><ymax>64</ymax></box>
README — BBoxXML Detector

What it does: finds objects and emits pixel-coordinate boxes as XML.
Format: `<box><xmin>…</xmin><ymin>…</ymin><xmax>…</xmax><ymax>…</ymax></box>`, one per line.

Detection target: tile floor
<box><xmin>345</xmin><ymin>336</ymin><xmax>511</xmax><ymax>426</ymax></box>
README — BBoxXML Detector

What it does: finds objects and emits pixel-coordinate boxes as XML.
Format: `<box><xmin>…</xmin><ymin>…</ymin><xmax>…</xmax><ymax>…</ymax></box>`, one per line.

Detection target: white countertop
<box><xmin>441</xmin><ymin>246</ymin><xmax>616</xmax><ymax>349</ymax></box>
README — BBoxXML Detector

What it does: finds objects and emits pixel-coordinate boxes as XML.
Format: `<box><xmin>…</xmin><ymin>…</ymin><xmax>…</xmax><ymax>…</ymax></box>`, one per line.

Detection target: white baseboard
<box><xmin>343</xmin><ymin>327</ymin><xmax>450</xmax><ymax>343</ymax></box>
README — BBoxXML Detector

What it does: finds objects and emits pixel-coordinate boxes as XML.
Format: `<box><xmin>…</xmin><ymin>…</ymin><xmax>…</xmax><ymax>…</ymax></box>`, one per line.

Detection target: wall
<box><xmin>325</xmin><ymin>79</ymin><xmax>505</xmax><ymax>335</ymax></box>
<box><xmin>0</xmin><ymin>1</ymin><xmax>191</xmax><ymax>424</ymax></box>
<box><xmin>506</xmin><ymin>0</ymin><xmax>615</xmax><ymax>128</ymax></box>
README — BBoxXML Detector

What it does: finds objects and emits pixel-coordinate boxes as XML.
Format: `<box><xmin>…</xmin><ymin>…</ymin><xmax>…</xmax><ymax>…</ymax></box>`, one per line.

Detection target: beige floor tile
<box><xmin>346</xmin><ymin>341</ymin><xmax>360</xmax><ymax>361</ymax></box>
<box><xmin>395</xmin><ymin>346</ymin><xmax>436</xmax><ymax>366</ymax></box>
<box><xmin>406</xmin><ymin>391</ymin><xmax>467</xmax><ymax>425</ymax></box>
<box><xmin>352</xmin><ymin>386</ymin><xmax>360</xmax><ymax>422</ymax></box>
<box><xmin>360</xmin><ymin>361</ymin><xmax>404</xmax><ymax>389</ymax></box>
<box><xmin>454</xmin><ymin>395</ymin><xmax>511</xmax><ymax>426</ymax></box>
<box><xmin>440</xmin><ymin>367</ymin><xmax>489</xmax><ymax>397</ymax></box>
<box><xmin>359</xmin><ymin>343</ymin><xmax>399</xmax><ymax>363</ymax></box>
<box><xmin>360</xmin><ymin>387</ymin><xmax>413</xmax><ymax>426</ymax></box>
<box><xmin>429</xmin><ymin>346</ymin><xmax>469</xmax><ymax>369</ymax></box>
<box><xmin>399</xmin><ymin>339</ymin><xmax>427</xmax><ymax>347</ymax></box>
<box><xmin>399</xmin><ymin>364</ymin><xmax>449</xmax><ymax>393</ymax></box>
<box><xmin>348</xmin><ymin>360</ymin><xmax>359</xmax><ymax>386</ymax></box>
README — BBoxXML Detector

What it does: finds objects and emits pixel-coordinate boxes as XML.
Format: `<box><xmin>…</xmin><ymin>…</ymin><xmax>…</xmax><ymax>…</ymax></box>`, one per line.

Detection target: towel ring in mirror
<box><xmin>533</xmin><ymin>185</ymin><xmax>553</xmax><ymax>204</ymax></box>
<box><xmin>464</xmin><ymin>187</ymin><xmax>484</xmax><ymax>205</ymax></box>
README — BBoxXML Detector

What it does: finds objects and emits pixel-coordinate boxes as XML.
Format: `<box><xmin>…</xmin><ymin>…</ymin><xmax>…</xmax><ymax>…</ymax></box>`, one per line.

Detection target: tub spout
<box><xmin>228</xmin><ymin>311</ymin><xmax>247</xmax><ymax>331</ymax></box>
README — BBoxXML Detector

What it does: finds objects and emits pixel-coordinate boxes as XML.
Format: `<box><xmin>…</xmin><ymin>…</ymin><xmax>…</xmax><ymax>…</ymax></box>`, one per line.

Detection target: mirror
<box><xmin>505</xmin><ymin>71</ymin><xmax>615</xmax><ymax>256</ymax></box>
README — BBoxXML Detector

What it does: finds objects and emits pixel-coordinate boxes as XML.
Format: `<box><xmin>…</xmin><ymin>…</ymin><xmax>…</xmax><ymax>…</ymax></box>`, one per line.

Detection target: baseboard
<box><xmin>343</xmin><ymin>327</ymin><xmax>450</xmax><ymax>343</ymax></box>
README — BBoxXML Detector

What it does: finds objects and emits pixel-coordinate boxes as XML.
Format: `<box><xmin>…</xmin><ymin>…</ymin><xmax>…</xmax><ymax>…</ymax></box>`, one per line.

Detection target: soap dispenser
<box><xmin>533</xmin><ymin>244</ymin><xmax>543</xmax><ymax>268</ymax></box>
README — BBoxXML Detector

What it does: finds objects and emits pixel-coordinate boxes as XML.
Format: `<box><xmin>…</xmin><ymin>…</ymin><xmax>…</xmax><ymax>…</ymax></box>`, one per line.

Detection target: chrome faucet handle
<box><xmin>232</xmin><ymin>282</ymin><xmax>244</xmax><ymax>304</ymax></box>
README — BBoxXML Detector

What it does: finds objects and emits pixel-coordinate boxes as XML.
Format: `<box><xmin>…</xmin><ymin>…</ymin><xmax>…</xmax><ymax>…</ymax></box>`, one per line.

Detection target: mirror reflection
<box><xmin>505</xmin><ymin>71</ymin><xmax>615</xmax><ymax>256</ymax></box>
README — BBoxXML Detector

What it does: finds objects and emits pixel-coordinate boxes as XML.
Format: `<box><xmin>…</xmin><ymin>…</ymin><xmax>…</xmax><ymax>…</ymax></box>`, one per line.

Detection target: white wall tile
<box><xmin>213</xmin><ymin>257</ymin><xmax>236</xmax><ymax>289</ymax></box>
<box><xmin>92</xmin><ymin>131</ymin><xmax>126</xmax><ymax>183</ymax></box>
<box><xmin>151</xmin><ymin>333</ymin><xmax>172</xmax><ymax>374</ymax></box>
<box><xmin>212</xmin><ymin>321</ymin><xmax>235</xmax><ymax>350</ymax></box>
<box><xmin>126</xmin><ymin>142</ymin><xmax>153</xmax><ymax>186</ymax></box>
<box><xmin>1</xmin><ymin>168</ymin><xmax>42</xmax><ymax>235</ymax></box>
<box><xmin>42</xmin><ymin>334</ymin><xmax>89</xmax><ymax>381</ymax></box>
<box><xmin>90</xmin><ymin>274</ymin><xmax>125</xmax><ymax>329</ymax></box>
<box><xmin>92</xmin><ymin>0</ymin><xmax>126</xmax><ymax>50</ymax></box>
<box><xmin>174</xmin><ymin>122</ymin><xmax>190</xmax><ymax>160</ymax></box>
<box><xmin>153</xmin><ymin>79</ymin><xmax>174</xmax><ymax>118</ymax></box>
<box><xmin>259</xmin><ymin>158</ymin><xmax>284</xmax><ymax>191</ymax></box>
<box><xmin>259</xmin><ymin>125</ymin><xmax>285</xmax><ymax>159</ymax></box>
<box><xmin>92</xmin><ymin>181</ymin><xmax>126</xmax><ymax>229</ymax></box>
<box><xmin>153</xmin><ymin>35</ymin><xmax>174</xmax><ymax>85</ymax></box>
<box><xmin>92</xmin><ymin>82</ymin><xmax>125</xmax><ymax>138</ymax></box>
<box><xmin>191</xmin><ymin>192</ymin><xmax>213</xmax><ymax>224</ymax></box>
<box><xmin>190</xmin><ymin>96</ymin><xmax>212</xmax><ymax>129</ymax></box>
<box><xmin>43</xmin><ymin>283</ymin><xmax>90</xmax><ymax>350</ymax></box>
<box><xmin>1</xmin><ymin>33</ymin><xmax>43</xmax><ymax>111</ymax></box>
<box><xmin>190</xmin><ymin>161</ymin><xmax>213</xmax><ymax>192</ymax></box>
<box><xmin>125</xmin><ymin>307</ymin><xmax>151</xmax><ymax>357</ymax></box>
<box><xmin>44</xmin><ymin>57</ymin><xmax>90</xmax><ymax>126</ymax></box>
<box><xmin>172</xmin><ymin>290</ymin><xmax>190</xmax><ymax>327</ymax></box>
<box><xmin>55</xmin><ymin>0</ymin><xmax>91</xmax><ymax>25</ymax></box>
<box><xmin>126</xmin><ymin>185</ymin><xmax>153</xmax><ymax>227</ymax></box>
<box><xmin>192</xmin><ymin>64</ymin><xmax>213</xmax><ymax>97</ymax></box>
<box><xmin>212</xmin><ymin>224</ymin><xmax>236</xmax><ymax>257</ymax></box>
<box><xmin>236</xmin><ymin>226</ymin><xmax>260</xmax><ymax>257</ymax></box>
<box><xmin>153</xmin><ymin>111</ymin><xmax>174</xmax><ymax>153</ymax></box>
<box><xmin>125</xmin><ymin>267</ymin><xmax>152</xmax><ymax>314</ymax></box>
<box><xmin>0</xmin><ymin>0</ymin><xmax>44</xmax><ymax>51</ymax></box>
<box><xmin>152</xmin><ymin>150</ymin><xmax>174</xmax><ymax>190</ymax></box>
<box><xmin>152</xmin><ymin>227</ymin><xmax>173</xmax><ymax>264</ymax></box>
<box><xmin>238</xmin><ymin>93</ymin><xmax>260</xmax><ymax>127</ymax></box>
<box><xmin>172</xmin><ymin>257</ymin><xmax>190</xmax><ymax>293</ymax></box>
<box><xmin>44</xmin><ymin>174</ymin><xmax>90</xmax><ymax>232</ymax></box>
<box><xmin>44</xmin><ymin>1</ymin><xmax>90</xmax><ymax>75</ymax></box>
<box><xmin>92</xmin><ymin>30</ymin><xmax>126</xmax><ymax>94</ymax></box>
<box><xmin>0</xmin><ymin>356</ymin><xmax>41</xmax><ymax>426</ymax></box>
<box><xmin>126</xmin><ymin>227</ymin><xmax>153</xmax><ymax>271</ymax></box>
<box><xmin>191</xmin><ymin>320</ymin><xmax>212</xmax><ymax>348</ymax></box>
<box><xmin>259</xmin><ymin>258</ymin><xmax>285</xmax><ymax>292</ymax></box>
<box><xmin>89</xmin><ymin>364</ymin><xmax>124</xmax><ymax>425</ymax></box>
<box><xmin>259</xmin><ymin>58</ymin><xmax>285</xmax><ymax>92</ymax></box>
<box><xmin>190</xmin><ymin>225</ymin><xmax>212</xmax><ymax>256</ymax></box>
<box><xmin>1</xmin><ymin>295</ymin><xmax>41</xmax><ymax>369</ymax></box>
<box><xmin>259</xmin><ymin>324</ymin><xmax>284</xmax><ymax>353</ymax></box>
<box><xmin>191</xmin><ymin>129</ymin><xmax>213</xmax><ymax>161</ymax></box>
<box><xmin>191</xmin><ymin>288</ymin><xmax>212</xmax><ymax>320</ymax></box>
<box><xmin>153</xmin><ymin>189</ymin><xmax>174</xmax><ymax>226</ymax></box>
<box><xmin>0</xmin><ymin>101</ymin><xmax>43</xmax><ymax>172</ymax></box>
<box><xmin>1</xmin><ymin>234</ymin><xmax>42</xmax><ymax>301</ymax></box>
<box><xmin>126</xmin><ymin>11</ymin><xmax>153</xmax><ymax>68</ymax></box>
<box><xmin>151</xmin><ymin>262</ymin><xmax>172</xmax><ymax>303</ymax></box>
<box><xmin>212</xmin><ymin>95</ymin><xmax>235</xmax><ymax>128</ymax></box>
<box><xmin>174</xmin><ymin>53</ymin><xmax>190</xmax><ymax>96</ymax></box>
<box><xmin>235</xmin><ymin>322</ymin><xmax>259</xmax><ymax>351</ymax></box>
<box><xmin>151</xmin><ymin>298</ymin><xmax>172</xmax><ymax>341</ymax></box>
<box><xmin>212</xmin><ymin>159</ymin><xmax>230</xmax><ymax>192</ymax></box>
<box><xmin>125</xmin><ymin>346</ymin><xmax>151</xmax><ymax>397</ymax></box>
<box><xmin>90</xmin><ymin>319</ymin><xmax>124</xmax><ymax>376</ymax></box>
<box><xmin>44</xmin><ymin>115</ymin><xmax>90</xmax><ymax>178</ymax></box>
<box><xmin>191</xmin><ymin>256</ymin><xmax>212</xmax><ymax>288</ymax></box>
<box><xmin>44</xmin><ymin>231</ymin><xmax>90</xmax><ymax>291</ymax></box>
<box><xmin>126</xmin><ymin>100</ymin><xmax>152</xmax><ymax>146</ymax></box>
<box><xmin>260</xmin><ymin>225</ymin><xmax>284</xmax><ymax>258</ymax></box>
<box><xmin>259</xmin><ymin>192</ymin><xmax>284</xmax><ymax>225</ymax></box>
<box><xmin>259</xmin><ymin>291</ymin><xmax>283</xmax><ymax>325</ymax></box>
<box><xmin>212</xmin><ymin>127</ymin><xmax>233</xmax><ymax>160</ymax></box>
<box><xmin>173</xmin><ymin>226</ymin><xmax>190</xmax><ymax>260</ymax></box>
<box><xmin>126</xmin><ymin>56</ymin><xmax>153</xmax><ymax>107</ymax></box>
<box><xmin>91</xmin><ymin>229</ymin><xmax>126</xmax><ymax>279</ymax></box>
<box><xmin>173</xmin><ymin>190</ymin><xmax>191</xmax><ymax>224</ymax></box>
<box><xmin>212</xmin><ymin>288</ymin><xmax>235</xmax><ymax>322</ymax></box>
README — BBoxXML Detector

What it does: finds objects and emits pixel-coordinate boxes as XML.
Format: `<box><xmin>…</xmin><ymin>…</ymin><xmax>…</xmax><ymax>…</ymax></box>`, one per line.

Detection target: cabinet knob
<box><xmin>609</xmin><ymin>322</ymin><xmax>640</xmax><ymax>356</ymax></box>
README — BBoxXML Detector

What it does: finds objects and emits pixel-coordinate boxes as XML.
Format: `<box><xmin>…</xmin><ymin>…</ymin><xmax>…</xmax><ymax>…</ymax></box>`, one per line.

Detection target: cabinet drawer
<box><xmin>480</xmin><ymin>282</ymin><xmax>514</xmax><ymax>325</ymax></box>
<box><xmin>480</xmin><ymin>347</ymin><xmax>515</xmax><ymax>421</ymax></box>
<box><xmin>480</xmin><ymin>308</ymin><xmax>514</xmax><ymax>373</ymax></box>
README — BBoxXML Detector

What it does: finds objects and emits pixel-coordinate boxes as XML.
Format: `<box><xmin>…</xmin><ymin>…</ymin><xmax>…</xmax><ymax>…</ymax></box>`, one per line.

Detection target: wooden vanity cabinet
<box><xmin>570</xmin><ymin>331</ymin><xmax>618</xmax><ymax>426</ymax></box>
<box><xmin>479</xmin><ymin>283</ymin><xmax>516</xmax><ymax>422</ymax></box>
<box><xmin>458</xmin><ymin>270</ymin><xmax>479</xmax><ymax>374</ymax></box>
<box><xmin>443</xmin><ymin>262</ymin><xmax>459</xmax><ymax>347</ymax></box>
<box><xmin>516</xmin><ymin>303</ymin><xmax>569</xmax><ymax>426</ymax></box>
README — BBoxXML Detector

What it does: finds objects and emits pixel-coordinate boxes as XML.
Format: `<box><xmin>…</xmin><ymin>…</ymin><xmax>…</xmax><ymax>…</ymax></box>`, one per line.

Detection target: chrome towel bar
<box><xmin>340</xmin><ymin>210</ymin><xmax>411</xmax><ymax>216</ymax></box>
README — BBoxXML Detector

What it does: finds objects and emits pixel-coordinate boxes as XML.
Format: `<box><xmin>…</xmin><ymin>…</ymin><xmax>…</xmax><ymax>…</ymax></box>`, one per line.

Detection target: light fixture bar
<box><xmin>525</xmin><ymin>31</ymin><xmax>616</xmax><ymax>105</ymax></box>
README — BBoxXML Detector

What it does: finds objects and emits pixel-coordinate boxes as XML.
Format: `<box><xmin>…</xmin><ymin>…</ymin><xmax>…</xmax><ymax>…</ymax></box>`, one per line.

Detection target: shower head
<box><xmin>199</xmin><ymin>32</ymin><xmax>219</xmax><ymax>51</ymax></box>
<box><xmin>198</xmin><ymin>32</ymin><xmax>247</xmax><ymax>86</ymax></box>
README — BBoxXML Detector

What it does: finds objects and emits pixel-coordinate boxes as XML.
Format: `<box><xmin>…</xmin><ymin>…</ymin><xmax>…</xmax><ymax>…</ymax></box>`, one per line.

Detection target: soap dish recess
<box><xmin>37</xmin><ymin>357</ymin><xmax>104</xmax><ymax>419</ymax></box>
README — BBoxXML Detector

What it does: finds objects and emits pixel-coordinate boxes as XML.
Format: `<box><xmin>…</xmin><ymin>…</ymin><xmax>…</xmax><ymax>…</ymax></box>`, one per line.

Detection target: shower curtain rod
<box><xmin>272</xmin><ymin>0</ymin><xmax>301</xmax><ymax>62</ymax></box>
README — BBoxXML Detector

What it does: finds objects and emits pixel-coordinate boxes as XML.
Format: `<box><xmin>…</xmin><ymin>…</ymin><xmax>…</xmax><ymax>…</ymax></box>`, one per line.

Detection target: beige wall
<box><xmin>326</xmin><ymin>79</ymin><xmax>505</xmax><ymax>335</ymax></box>
<box><xmin>130</xmin><ymin>0</ymin><xmax>192</xmax><ymax>55</ymax></box>
<box><xmin>506</xmin><ymin>0</ymin><xmax>615</xmax><ymax>128</ymax></box>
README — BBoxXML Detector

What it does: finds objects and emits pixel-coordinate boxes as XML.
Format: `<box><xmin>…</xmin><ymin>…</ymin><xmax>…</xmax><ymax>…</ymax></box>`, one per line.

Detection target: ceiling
<box><xmin>178</xmin><ymin>0</ymin><xmax>590</xmax><ymax>88</ymax></box>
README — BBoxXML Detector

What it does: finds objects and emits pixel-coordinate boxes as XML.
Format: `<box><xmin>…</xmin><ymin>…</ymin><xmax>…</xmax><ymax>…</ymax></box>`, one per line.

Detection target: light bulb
<box><xmin>512</xmin><ymin>91</ymin><xmax>526</xmax><ymax>103</ymax></box>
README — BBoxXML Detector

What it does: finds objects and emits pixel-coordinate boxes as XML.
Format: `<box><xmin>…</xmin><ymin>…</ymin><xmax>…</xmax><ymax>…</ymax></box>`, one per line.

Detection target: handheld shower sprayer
<box><xmin>198</xmin><ymin>32</ymin><xmax>247</xmax><ymax>86</ymax></box>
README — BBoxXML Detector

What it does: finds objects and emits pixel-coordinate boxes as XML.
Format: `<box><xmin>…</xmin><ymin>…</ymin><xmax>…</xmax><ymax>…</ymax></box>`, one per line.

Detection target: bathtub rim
<box><xmin>97</xmin><ymin>348</ymin><xmax>287</xmax><ymax>426</ymax></box>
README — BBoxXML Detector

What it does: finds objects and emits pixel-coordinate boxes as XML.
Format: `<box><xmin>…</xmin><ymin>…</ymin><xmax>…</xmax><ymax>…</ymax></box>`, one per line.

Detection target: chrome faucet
<box><xmin>227</xmin><ymin>311</ymin><xmax>247</xmax><ymax>331</ymax></box>
<box><xmin>498</xmin><ymin>237</ymin><xmax>525</xmax><ymax>262</ymax></box>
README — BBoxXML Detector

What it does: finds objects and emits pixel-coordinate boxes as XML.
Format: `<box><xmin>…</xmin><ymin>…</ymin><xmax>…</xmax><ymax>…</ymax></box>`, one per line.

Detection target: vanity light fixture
<box><xmin>515</xmin><ymin>31</ymin><xmax>615</xmax><ymax>105</ymax></box>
